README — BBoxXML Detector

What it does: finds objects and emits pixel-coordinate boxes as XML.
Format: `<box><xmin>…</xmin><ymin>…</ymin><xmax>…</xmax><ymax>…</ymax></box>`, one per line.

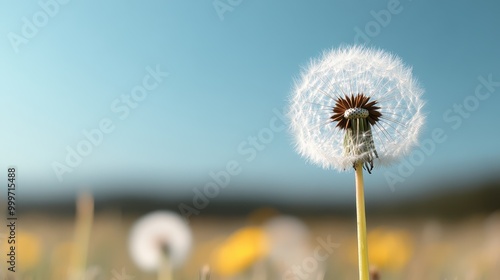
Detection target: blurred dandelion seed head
<box><xmin>288</xmin><ymin>45</ymin><xmax>425</xmax><ymax>171</ymax></box>
<box><xmin>263</xmin><ymin>215</ymin><xmax>311</xmax><ymax>263</ymax></box>
<box><xmin>128</xmin><ymin>211</ymin><xmax>192</xmax><ymax>271</ymax></box>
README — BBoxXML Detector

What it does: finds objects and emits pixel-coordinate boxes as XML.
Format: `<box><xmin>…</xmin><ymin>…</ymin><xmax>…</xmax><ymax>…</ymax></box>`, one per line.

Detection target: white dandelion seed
<box><xmin>128</xmin><ymin>210</ymin><xmax>192</xmax><ymax>272</ymax></box>
<box><xmin>288</xmin><ymin>45</ymin><xmax>425</xmax><ymax>172</ymax></box>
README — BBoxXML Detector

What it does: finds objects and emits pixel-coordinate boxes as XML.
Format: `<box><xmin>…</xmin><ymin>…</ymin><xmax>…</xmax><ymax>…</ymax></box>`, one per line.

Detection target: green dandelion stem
<box><xmin>199</xmin><ymin>265</ymin><xmax>211</xmax><ymax>280</ymax></box>
<box><xmin>342</xmin><ymin>108</ymin><xmax>377</xmax><ymax>279</ymax></box>
<box><xmin>158</xmin><ymin>248</ymin><xmax>172</xmax><ymax>280</ymax></box>
<box><xmin>69</xmin><ymin>193</ymin><xmax>94</xmax><ymax>279</ymax></box>
<box><xmin>355</xmin><ymin>161</ymin><xmax>370</xmax><ymax>280</ymax></box>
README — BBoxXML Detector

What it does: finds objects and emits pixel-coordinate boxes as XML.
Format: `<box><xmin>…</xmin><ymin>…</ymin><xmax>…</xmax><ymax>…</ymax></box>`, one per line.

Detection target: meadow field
<box><xmin>2</xmin><ymin>201</ymin><xmax>499</xmax><ymax>280</ymax></box>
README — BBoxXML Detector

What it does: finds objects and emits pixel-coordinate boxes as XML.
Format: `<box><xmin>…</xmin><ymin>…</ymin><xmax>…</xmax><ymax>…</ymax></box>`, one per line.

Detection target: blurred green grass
<box><xmin>2</xmin><ymin>209</ymin><xmax>500</xmax><ymax>280</ymax></box>
<box><xmin>2</xmin><ymin>177</ymin><xmax>499</xmax><ymax>279</ymax></box>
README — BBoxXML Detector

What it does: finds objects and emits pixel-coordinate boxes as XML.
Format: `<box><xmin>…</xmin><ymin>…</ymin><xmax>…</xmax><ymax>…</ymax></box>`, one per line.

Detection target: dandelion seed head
<box><xmin>128</xmin><ymin>210</ymin><xmax>192</xmax><ymax>271</ymax></box>
<box><xmin>288</xmin><ymin>45</ymin><xmax>425</xmax><ymax>171</ymax></box>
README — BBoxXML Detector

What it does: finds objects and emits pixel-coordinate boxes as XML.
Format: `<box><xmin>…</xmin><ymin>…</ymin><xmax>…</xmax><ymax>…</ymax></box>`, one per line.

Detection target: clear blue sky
<box><xmin>1</xmin><ymin>0</ymin><xmax>499</xmax><ymax>204</ymax></box>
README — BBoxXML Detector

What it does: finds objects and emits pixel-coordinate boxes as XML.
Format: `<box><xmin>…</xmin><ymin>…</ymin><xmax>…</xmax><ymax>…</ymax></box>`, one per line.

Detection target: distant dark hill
<box><xmin>18</xmin><ymin>175</ymin><xmax>500</xmax><ymax>219</ymax></box>
<box><xmin>370</xmin><ymin>180</ymin><xmax>500</xmax><ymax>219</ymax></box>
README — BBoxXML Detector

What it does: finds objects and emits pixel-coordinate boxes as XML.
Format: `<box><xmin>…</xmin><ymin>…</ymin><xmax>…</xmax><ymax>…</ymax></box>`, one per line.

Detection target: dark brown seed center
<box><xmin>330</xmin><ymin>93</ymin><xmax>382</xmax><ymax>130</ymax></box>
